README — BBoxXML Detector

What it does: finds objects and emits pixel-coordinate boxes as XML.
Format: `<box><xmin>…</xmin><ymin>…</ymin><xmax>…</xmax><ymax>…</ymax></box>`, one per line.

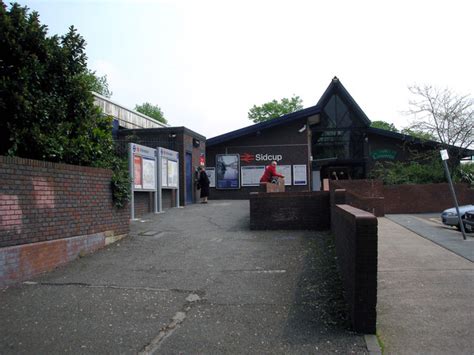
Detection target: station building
<box><xmin>93</xmin><ymin>92</ymin><xmax>206</xmax><ymax>209</ymax></box>
<box><xmin>206</xmin><ymin>77</ymin><xmax>473</xmax><ymax>199</ymax></box>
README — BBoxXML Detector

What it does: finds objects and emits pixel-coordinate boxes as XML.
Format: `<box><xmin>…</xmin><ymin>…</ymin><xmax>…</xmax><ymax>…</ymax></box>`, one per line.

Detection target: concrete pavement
<box><xmin>1</xmin><ymin>200</ymin><xmax>366</xmax><ymax>354</ymax></box>
<box><xmin>377</xmin><ymin>217</ymin><xmax>474</xmax><ymax>354</ymax></box>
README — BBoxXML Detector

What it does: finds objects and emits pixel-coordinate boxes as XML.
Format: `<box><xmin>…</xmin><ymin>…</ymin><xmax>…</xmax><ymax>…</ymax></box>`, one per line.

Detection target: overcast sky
<box><xmin>15</xmin><ymin>0</ymin><xmax>474</xmax><ymax>138</ymax></box>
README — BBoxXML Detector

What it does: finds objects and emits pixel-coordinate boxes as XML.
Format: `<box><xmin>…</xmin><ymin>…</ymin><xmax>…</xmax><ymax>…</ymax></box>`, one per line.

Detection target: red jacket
<box><xmin>260</xmin><ymin>164</ymin><xmax>284</xmax><ymax>182</ymax></box>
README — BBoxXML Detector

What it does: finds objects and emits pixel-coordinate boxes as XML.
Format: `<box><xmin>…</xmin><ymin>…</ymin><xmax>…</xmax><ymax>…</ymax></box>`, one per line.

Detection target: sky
<box><xmin>13</xmin><ymin>0</ymin><xmax>474</xmax><ymax>139</ymax></box>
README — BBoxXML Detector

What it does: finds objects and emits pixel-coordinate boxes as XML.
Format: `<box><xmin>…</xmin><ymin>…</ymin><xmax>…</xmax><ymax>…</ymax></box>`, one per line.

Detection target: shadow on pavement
<box><xmin>283</xmin><ymin>232</ymin><xmax>365</xmax><ymax>352</ymax></box>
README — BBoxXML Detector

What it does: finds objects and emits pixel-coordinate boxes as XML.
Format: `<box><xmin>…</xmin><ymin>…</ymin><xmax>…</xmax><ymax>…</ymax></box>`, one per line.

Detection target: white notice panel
<box><xmin>293</xmin><ymin>164</ymin><xmax>308</xmax><ymax>185</ymax></box>
<box><xmin>168</xmin><ymin>160</ymin><xmax>178</xmax><ymax>188</ymax></box>
<box><xmin>276</xmin><ymin>165</ymin><xmax>292</xmax><ymax>186</ymax></box>
<box><xmin>142</xmin><ymin>158</ymin><xmax>156</xmax><ymax>190</ymax></box>
<box><xmin>161</xmin><ymin>158</ymin><xmax>168</xmax><ymax>187</ymax></box>
<box><xmin>241</xmin><ymin>166</ymin><xmax>265</xmax><ymax>186</ymax></box>
<box><xmin>206</xmin><ymin>167</ymin><xmax>216</xmax><ymax>188</ymax></box>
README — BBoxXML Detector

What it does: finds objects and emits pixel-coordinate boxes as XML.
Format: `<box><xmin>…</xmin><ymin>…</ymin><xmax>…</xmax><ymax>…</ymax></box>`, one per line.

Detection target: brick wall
<box><xmin>383</xmin><ymin>183</ymin><xmax>474</xmax><ymax>214</ymax></box>
<box><xmin>133</xmin><ymin>190</ymin><xmax>177</xmax><ymax>217</ymax></box>
<box><xmin>331</xmin><ymin>204</ymin><xmax>377</xmax><ymax>334</ymax></box>
<box><xmin>1</xmin><ymin>233</ymin><xmax>106</xmax><ymax>286</ymax></box>
<box><xmin>330</xmin><ymin>180</ymin><xmax>384</xmax><ymax>198</ymax></box>
<box><xmin>330</xmin><ymin>180</ymin><xmax>473</xmax><ymax>215</ymax></box>
<box><xmin>249</xmin><ymin>191</ymin><xmax>330</xmax><ymax>230</ymax></box>
<box><xmin>0</xmin><ymin>156</ymin><xmax>130</xmax><ymax>286</ymax></box>
<box><xmin>330</xmin><ymin>181</ymin><xmax>385</xmax><ymax>217</ymax></box>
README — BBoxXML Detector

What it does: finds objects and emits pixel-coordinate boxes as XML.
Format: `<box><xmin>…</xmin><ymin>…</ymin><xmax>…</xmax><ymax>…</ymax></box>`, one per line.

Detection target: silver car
<box><xmin>441</xmin><ymin>204</ymin><xmax>474</xmax><ymax>230</ymax></box>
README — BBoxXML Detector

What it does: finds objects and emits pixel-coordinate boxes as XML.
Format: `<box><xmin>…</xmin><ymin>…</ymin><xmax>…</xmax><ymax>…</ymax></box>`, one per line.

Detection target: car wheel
<box><xmin>464</xmin><ymin>222</ymin><xmax>473</xmax><ymax>233</ymax></box>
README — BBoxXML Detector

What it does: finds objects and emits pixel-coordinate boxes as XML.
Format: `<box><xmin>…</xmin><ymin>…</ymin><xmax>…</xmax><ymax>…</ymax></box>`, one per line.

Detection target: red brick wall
<box><xmin>383</xmin><ymin>183</ymin><xmax>474</xmax><ymax>214</ymax></box>
<box><xmin>0</xmin><ymin>156</ymin><xmax>129</xmax><ymax>248</ymax></box>
<box><xmin>1</xmin><ymin>233</ymin><xmax>106</xmax><ymax>286</ymax></box>
<box><xmin>330</xmin><ymin>180</ymin><xmax>473</xmax><ymax>215</ymax></box>
<box><xmin>331</xmin><ymin>204</ymin><xmax>377</xmax><ymax>334</ymax></box>
<box><xmin>0</xmin><ymin>156</ymin><xmax>130</xmax><ymax>286</ymax></box>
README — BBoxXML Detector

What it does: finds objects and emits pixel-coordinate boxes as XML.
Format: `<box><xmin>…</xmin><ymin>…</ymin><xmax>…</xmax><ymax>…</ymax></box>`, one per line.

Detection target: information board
<box><xmin>159</xmin><ymin>147</ymin><xmax>179</xmax><ymax>190</ymax></box>
<box><xmin>293</xmin><ymin>164</ymin><xmax>308</xmax><ymax>185</ymax></box>
<box><xmin>129</xmin><ymin>143</ymin><xmax>158</xmax><ymax>220</ymax></box>
<box><xmin>131</xmin><ymin>143</ymin><xmax>156</xmax><ymax>191</ymax></box>
<box><xmin>276</xmin><ymin>165</ymin><xmax>292</xmax><ymax>186</ymax></box>
<box><xmin>241</xmin><ymin>166</ymin><xmax>265</xmax><ymax>186</ymax></box>
<box><xmin>206</xmin><ymin>167</ymin><xmax>216</xmax><ymax>188</ymax></box>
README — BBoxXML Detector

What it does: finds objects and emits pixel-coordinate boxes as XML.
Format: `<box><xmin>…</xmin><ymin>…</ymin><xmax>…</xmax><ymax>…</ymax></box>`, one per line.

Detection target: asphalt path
<box><xmin>0</xmin><ymin>200</ymin><xmax>366</xmax><ymax>354</ymax></box>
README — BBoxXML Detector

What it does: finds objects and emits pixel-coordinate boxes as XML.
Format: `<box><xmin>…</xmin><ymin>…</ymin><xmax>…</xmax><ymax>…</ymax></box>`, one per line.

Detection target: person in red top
<box><xmin>260</xmin><ymin>161</ymin><xmax>284</xmax><ymax>183</ymax></box>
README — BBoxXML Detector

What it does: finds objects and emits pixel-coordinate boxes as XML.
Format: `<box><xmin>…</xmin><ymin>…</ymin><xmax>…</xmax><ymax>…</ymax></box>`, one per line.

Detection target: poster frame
<box><xmin>293</xmin><ymin>164</ymin><xmax>308</xmax><ymax>185</ymax></box>
<box><xmin>215</xmin><ymin>154</ymin><xmax>241</xmax><ymax>190</ymax></box>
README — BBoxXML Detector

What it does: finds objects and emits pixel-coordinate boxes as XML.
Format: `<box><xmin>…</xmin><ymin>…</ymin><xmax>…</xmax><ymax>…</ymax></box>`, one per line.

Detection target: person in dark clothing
<box><xmin>198</xmin><ymin>166</ymin><xmax>210</xmax><ymax>203</ymax></box>
<box><xmin>260</xmin><ymin>161</ymin><xmax>284</xmax><ymax>184</ymax></box>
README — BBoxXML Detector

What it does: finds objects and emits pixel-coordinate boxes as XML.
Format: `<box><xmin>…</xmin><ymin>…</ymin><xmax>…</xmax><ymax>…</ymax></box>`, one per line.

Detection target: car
<box><xmin>441</xmin><ymin>204</ymin><xmax>474</xmax><ymax>231</ymax></box>
<box><xmin>464</xmin><ymin>210</ymin><xmax>474</xmax><ymax>233</ymax></box>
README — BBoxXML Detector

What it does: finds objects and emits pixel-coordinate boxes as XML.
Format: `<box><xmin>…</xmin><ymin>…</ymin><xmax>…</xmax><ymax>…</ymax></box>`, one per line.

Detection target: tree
<box><xmin>248</xmin><ymin>95</ymin><xmax>303</xmax><ymax>123</ymax></box>
<box><xmin>0</xmin><ymin>2</ymin><xmax>129</xmax><ymax>206</ymax></box>
<box><xmin>406</xmin><ymin>85</ymin><xmax>474</xmax><ymax>157</ymax></box>
<box><xmin>134</xmin><ymin>102</ymin><xmax>167</xmax><ymax>124</ymax></box>
<box><xmin>400</xmin><ymin>128</ymin><xmax>435</xmax><ymax>141</ymax></box>
<box><xmin>83</xmin><ymin>69</ymin><xmax>112</xmax><ymax>98</ymax></box>
<box><xmin>370</xmin><ymin>120</ymin><xmax>399</xmax><ymax>132</ymax></box>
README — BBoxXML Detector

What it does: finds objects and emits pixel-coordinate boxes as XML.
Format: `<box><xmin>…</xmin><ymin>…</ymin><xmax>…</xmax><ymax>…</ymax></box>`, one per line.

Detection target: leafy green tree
<box><xmin>248</xmin><ymin>95</ymin><xmax>303</xmax><ymax>123</ymax></box>
<box><xmin>83</xmin><ymin>69</ymin><xmax>112</xmax><ymax>98</ymax></box>
<box><xmin>369</xmin><ymin>159</ymin><xmax>446</xmax><ymax>185</ymax></box>
<box><xmin>134</xmin><ymin>102</ymin><xmax>167</xmax><ymax>124</ymax></box>
<box><xmin>400</xmin><ymin>128</ymin><xmax>436</xmax><ymax>141</ymax></box>
<box><xmin>0</xmin><ymin>2</ymin><xmax>129</xmax><ymax>206</ymax></box>
<box><xmin>370</xmin><ymin>120</ymin><xmax>399</xmax><ymax>132</ymax></box>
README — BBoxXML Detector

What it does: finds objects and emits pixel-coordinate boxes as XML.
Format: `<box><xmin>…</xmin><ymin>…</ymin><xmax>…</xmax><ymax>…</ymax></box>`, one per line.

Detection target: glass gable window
<box><xmin>312</xmin><ymin>93</ymin><xmax>366</xmax><ymax>161</ymax></box>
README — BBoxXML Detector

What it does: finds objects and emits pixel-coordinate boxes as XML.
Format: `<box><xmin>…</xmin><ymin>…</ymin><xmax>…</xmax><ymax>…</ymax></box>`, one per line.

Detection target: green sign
<box><xmin>371</xmin><ymin>149</ymin><xmax>397</xmax><ymax>160</ymax></box>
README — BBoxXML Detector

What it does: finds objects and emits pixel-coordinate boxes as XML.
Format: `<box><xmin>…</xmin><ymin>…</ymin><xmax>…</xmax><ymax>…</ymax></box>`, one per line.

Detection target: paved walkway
<box><xmin>377</xmin><ymin>217</ymin><xmax>474</xmax><ymax>354</ymax></box>
<box><xmin>1</xmin><ymin>201</ymin><xmax>366</xmax><ymax>354</ymax></box>
<box><xmin>386</xmin><ymin>213</ymin><xmax>474</xmax><ymax>262</ymax></box>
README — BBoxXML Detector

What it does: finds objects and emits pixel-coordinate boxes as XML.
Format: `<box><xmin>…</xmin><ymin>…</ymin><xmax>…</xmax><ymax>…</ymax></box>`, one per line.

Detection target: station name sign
<box><xmin>240</xmin><ymin>153</ymin><xmax>283</xmax><ymax>163</ymax></box>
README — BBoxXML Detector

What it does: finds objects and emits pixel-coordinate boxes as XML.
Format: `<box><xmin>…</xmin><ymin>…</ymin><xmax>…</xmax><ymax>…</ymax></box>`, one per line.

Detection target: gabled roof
<box><xmin>207</xmin><ymin>76</ymin><xmax>373</xmax><ymax>147</ymax></box>
<box><xmin>317</xmin><ymin>76</ymin><xmax>371</xmax><ymax>127</ymax></box>
<box><xmin>368</xmin><ymin>126</ymin><xmax>474</xmax><ymax>157</ymax></box>
<box><xmin>206</xmin><ymin>104</ymin><xmax>321</xmax><ymax>147</ymax></box>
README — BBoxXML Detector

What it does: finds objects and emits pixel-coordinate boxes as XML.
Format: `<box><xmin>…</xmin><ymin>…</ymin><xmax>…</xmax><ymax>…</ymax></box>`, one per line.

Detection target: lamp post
<box><xmin>440</xmin><ymin>150</ymin><xmax>467</xmax><ymax>240</ymax></box>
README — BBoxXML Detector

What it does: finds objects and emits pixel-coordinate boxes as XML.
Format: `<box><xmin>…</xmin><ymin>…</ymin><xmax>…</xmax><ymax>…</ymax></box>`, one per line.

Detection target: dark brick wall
<box><xmin>331</xmin><ymin>204</ymin><xmax>377</xmax><ymax>334</ymax></box>
<box><xmin>0</xmin><ymin>156</ymin><xmax>130</xmax><ymax>248</ymax></box>
<box><xmin>330</xmin><ymin>180</ymin><xmax>384</xmax><ymax>198</ymax></box>
<box><xmin>383</xmin><ymin>183</ymin><xmax>474</xmax><ymax>214</ymax></box>
<box><xmin>134</xmin><ymin>190</ymin><xmax>177</xmax><ymax>217</ymax></box>
<box><xmin>249</xmin><ymin>192</ymin><xmax>330</xmax><ymax>230</ymax></box>
<box><xmin>330</xmin><ymin>181</ymin><xmax>385</xmax><ymax>217</ymax></box>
